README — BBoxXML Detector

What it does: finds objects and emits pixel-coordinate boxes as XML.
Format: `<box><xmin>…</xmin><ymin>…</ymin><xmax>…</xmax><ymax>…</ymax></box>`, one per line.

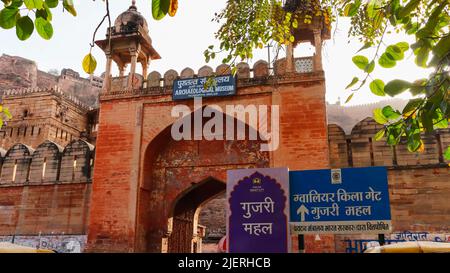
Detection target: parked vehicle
<box><xmin>0</xmin><ymin>242</ymin><xmax>54</xmax><ymax>253</ymax></box>
<box><xmin>365</xmin><ymin>241</ymin><xmax>450</xmax><ymax>253</ymax></box>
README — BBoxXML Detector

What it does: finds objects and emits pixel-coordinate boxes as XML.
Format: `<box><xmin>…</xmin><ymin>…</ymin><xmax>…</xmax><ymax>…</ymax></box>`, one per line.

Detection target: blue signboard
<box><xmin>289</xmin><ymin>167</ymin><xmax>391</xmax><ymax>234</ymax></box>
<box><xmin>227</xmin><ymin>168</ymin><xmax>290</xmax><ymax>253</ymax></box>
<box><xmin>173</xmin><ymin>75</ymin><xmax>236</xmax><ymax>100</ymax></box>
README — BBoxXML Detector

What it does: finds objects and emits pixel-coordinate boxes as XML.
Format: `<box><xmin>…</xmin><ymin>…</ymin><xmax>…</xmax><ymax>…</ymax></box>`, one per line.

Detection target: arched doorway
<box><xmin>138</xmin><ymin>107</ymin><xmax>270</xmax><ymax>253</ymax></box>
<box><xmin>168</xmin><ymin>177</ymin><xmax>225</xmax><ymax>253</ymax></box>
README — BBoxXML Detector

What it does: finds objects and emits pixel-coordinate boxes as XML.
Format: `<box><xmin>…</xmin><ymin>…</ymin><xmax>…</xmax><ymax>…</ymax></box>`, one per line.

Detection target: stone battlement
<box><xmin>101</xmin><ymin>57</ymin><xmax>322</xmax><ymax>100</ymax></box>
<box><xmin>0</xmin><ymin>139</ymin><xmax>95</xmax><ymax>186</ymax></box>
<box><xmin>329</xmin><ymin>118</ymin><xmax>450</xmax><ymax>169</ymax></box>
<box><xmin>3</xmin><ymin>86</ymin><xmax>94</xmax><ymax>111</ymax></box>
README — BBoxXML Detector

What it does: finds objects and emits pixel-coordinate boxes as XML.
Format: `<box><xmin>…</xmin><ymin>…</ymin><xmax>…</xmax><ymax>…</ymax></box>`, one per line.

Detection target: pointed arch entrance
<box><xmin>168</xmin><ymin>177</ymin><xmax>225</xmax><ymax>253</ymax></box>
<box><xmin>137</xmin><ymin>107</ymin><xmax>270</xmax><ymax>253</ymax></box>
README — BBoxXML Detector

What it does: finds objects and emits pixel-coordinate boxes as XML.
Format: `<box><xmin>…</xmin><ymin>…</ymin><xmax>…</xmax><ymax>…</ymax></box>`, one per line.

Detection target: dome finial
<box><xmin>129</xmin><ymin>0</ymin><xmax>137</xmax><ymax>11</ymax></box>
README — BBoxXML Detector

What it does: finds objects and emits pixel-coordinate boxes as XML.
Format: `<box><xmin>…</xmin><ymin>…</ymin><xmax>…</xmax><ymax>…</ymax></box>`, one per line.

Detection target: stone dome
<box><xmin>114</xmin><ymin>3</ymin><xmax>148</xmax><ymax>33</ymax></box>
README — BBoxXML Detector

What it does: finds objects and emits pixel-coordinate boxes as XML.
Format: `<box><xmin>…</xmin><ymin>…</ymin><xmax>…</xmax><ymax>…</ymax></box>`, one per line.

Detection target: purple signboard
<box><xmin>227</xmin><ymin>168</ymin><xmax>290</xmax><ymax>253</ymax></box>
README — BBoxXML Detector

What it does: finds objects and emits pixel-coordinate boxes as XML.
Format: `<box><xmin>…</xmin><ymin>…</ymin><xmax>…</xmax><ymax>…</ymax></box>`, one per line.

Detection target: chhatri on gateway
<box><xmin>0</xmin><ymin>1</ymin><xmax>448</xmax><ymax>256</ymax></box>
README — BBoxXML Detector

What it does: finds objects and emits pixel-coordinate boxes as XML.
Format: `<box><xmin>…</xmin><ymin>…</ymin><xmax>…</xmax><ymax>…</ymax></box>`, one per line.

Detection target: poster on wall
<box><xmin>227</xmin><ymin>168</ymin><xmax>290</xmax><ymax>253</ymax></box>
<box><xmin>289</xmin><ymin>166</ymin><xmax>391</xmax><ymax>235</ymax></box>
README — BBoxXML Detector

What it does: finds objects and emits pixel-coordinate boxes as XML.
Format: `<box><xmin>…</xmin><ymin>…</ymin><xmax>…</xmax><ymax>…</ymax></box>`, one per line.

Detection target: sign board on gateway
<box><xmin>289</xmin><ymin>167</ymin><xmax>391</xmax><ymax>234</ymax></box>
<box><xmin>173</xmin><ymin>75</ymin><xmax>236</xmax><ymax>100</ymax></box>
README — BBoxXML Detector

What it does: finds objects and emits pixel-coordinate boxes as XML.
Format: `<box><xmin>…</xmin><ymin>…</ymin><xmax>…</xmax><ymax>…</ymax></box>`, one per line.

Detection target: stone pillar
<box><xmin>313</xmin><ymin>29</ymin><xmax>323</xmax><ymax>72</ymax></box>
<box><xmin>104</xmin><ymin>54</ymin><xmax>113</xmax><ymax>92</ymax></box>
<box><xmin>142</xmin><ymin>60</ymin><xmax>148</xmax><ymax>88</ymax></box>
<box><xmin>286</xmin><ymin>44</ymin><xmax>295</xmax><ymax>73</ymax></box>
<box><xmin>128</xmin><ymin>50</ymin><xmax>138</xmax><ymax>90</ymax></box>
<box><xmin>119</xmin><ymin>64</ymin><xmax>126</xmax><ymax>78</ymax></box>
<box><xmin>142</xmin><ymin>61</ymin><xmax>148</xmax><ymax>81</ymax></box>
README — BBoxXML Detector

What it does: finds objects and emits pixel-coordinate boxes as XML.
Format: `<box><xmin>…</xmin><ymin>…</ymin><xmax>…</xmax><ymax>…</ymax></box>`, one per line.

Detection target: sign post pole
<box><xmin>378</xmin><ymin>234</ymin><xmax>386</xmax><ymax>246</ymax></box>
<box><xmin>297</xmin><ymin>234</ymin><xmax>305</xmax><ymax>253</ymax></box>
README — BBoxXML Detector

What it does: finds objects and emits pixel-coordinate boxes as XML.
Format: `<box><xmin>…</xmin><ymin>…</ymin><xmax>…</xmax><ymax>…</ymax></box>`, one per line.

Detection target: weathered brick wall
<box><xmin>329</xmin><ymin>119</ymin><xmax>450</xmax><ymax>253</ymax></box>
<box><xmin>0</xmin><ymin>140</ymin><xmax>94</xmax><ymax>238</ymax></box>
<box><xmin>0</xmin><ymin>88</ymin><xmax>92</xmax><ymax>149</ymax></box>
<box><xmin>0</xmin><ymin>183</ymin><xmax>91</xmax><ymax>236</ymax></box>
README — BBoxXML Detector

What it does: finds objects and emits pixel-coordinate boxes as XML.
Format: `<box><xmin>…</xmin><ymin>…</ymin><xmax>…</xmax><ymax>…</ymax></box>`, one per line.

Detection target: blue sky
<box><xmin>0</xmin><ymin>0</ymin><xmax>432</xmax><ymax>105</ymax></box>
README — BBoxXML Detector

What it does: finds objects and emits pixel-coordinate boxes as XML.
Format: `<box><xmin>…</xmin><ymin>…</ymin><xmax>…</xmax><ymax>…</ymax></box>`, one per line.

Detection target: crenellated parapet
<box><xmin>102</xmin><ymin>57</ymin><xmax>322</xmax><ymax>100</ymax></box>
<box><xmin>2</xmin><ymin>86</ymin><xmax>94</xmax><ymax>112</ymax></box>
<box><xmin>328</xmin><ymin>118</ymin><xmax>450</xmax><ymax>169</ymax></box>
<box><xmin>0</xmin><ymin>139</ymin><xmax>95</xmax><ymax>186</ymax></box>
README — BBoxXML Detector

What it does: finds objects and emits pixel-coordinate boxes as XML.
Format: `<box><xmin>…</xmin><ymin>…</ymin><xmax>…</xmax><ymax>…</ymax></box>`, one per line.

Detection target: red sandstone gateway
<box><xmin>88</xmin><ymin>1</ymin><xmax>331</xmax><ymax>253</ymax></box>
<box><xmin>0</xmin><ymin>2</ymin><xmax>449</xmax><ymax>254</ymax></box>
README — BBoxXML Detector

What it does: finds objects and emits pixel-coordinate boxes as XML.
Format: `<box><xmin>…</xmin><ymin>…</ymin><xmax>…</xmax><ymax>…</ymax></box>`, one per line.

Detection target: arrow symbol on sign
<box><xmin>296</xmin><ymin>205</ymin><xmax>309</xmax><ymax>222</ymax></box>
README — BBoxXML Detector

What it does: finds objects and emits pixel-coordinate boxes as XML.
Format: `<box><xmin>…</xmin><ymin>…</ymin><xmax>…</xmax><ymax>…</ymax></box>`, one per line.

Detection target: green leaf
<box><xmin>345</xmin><ymin>77</ymin><xmax>359</xmax><ymax>89</ymax></box>
<box><xmin>365</xmin><ymin>60</ymin><xmax>375</xmax><ymax>73</ymax></box>
<box><xmin>409</xmin><ymin>79</ymin><xmax>427</xmax><ymax>96</ymax></box>
<box><xmin>402</xmin><ymin>98</ymin><xmax>424</xmax><ymax>115</ymax></box>
<box><xmin>0</xmin><ymin>7</ymin><xmax>18</xmax><ymax>29</ymax></box>
<box><xmin>345</xmin><ymin>93</ymin><xmax>354</xmax><ymax>103</ymax></box>
<box><xmin>431</xmin><ymin>35</ymin><xmax>450</xmax><ymax>65</ymax></box>
<box><xmin>369</xmin><ymin>79</ymin><xmax>385</xmax><ymax>96</ymax></box>
<box><xmin>356</xmin><ymin>42</ymin><xmax>372</xmax><ymax>53</ymax></box>
<box><xmin>374</xmin><ymin>128</ymin><xmax>385</xmax><ymax>141</ymax></box>
<box><xmin>406</xmin><ymin>22</ymin><xmax>419</xmax><ymax>35</ymax></box>
<box><xmin>444</xmin><ymin>146</ymin><xmax>450</xmax><ymax>161</ymax></box>
<box><xmin>8</xmin><ymin>0</ymin><xmax>24</xmax><ymax>8</ymax></box>
<box><xmin>420</xmin><ymin>110</ymin><xmax>434</xmax><ymax>133</ymax></box>
<box><xmin>24</xmin><ymin>0</ymin><xmax>44</xmax><ymax>10</ymax></box>
<box><xmin>386</xmin><ymin>45</ymin><xmax>404</xmax><ymax>61</ymax></box>
<box><xmin>344</xmin><ymin>0</ymin><xmax>361</xmax><ymax>17</ymax></box>
<box><xmin>45</xmin><ymin>0</ymin><xmax>58</xmax><ymax>8</ymax></box>
<box><xmin>434</xmin><ymin>116</ymin><xmax>448</xmax><ymax>129</ymax></box>
<box><xmin>378</xmin><ymin>53</ymin><xmax>396</xmax><ymax>68</ymax></box>
<box><xmin>352</xmin><ymin>55</ymin><xmax>369</xmax><ymax>70</ymax></box>
<box><xmin>16</xmin><ymin>15</ymin><xmax>34</xmax><ymax>40</ymax></box>
<box><xmin>82</xmin><ymin>53</ymin><xmax>97</xmax><ymax>74</ymax></box>
<box><xmin>152</xmin><ymin>0</ymin><xmax>170</xmax><ymax>20</ymax></box>
<box><xmin>373</xmin><ymin>108</ymin><xmax>388</xmax><ymax>124</ymax></box>
<box><xmin>415</xmin><ymin>46</ymin><xmax>430</xmax><ymax>67</ymax></box>
<box><xmin>398</xmin><ymin>0</ymin><xmax>421</xmax><ymax>19</ymax></box>
<box><xmin>397</xmin><ymin>43</ymin><xmax>409</xmax><ymax>53</ymax></box>
<box><xmin>416</xmin><ymin>2</ymin><xmax>448</xmax><ymax>39</ymax></box>
<box><xmin>36</xmin><ymin>6</ymin><xmax>52</xmax><ymax>21</ymax></box>
<box><xmin>384</xmin><ymin>79</ymin><xmax>412</xmax><ymax>97</ymax></box>
<box><xmin>63</xmin><ymin>0</ymin><xmax>76</xmax><ymax>16</ymax></box>
<box><xmin>35</xmin><ymin>17</ymin><xmax>53</xmax><ymax>39</ymax></box>
<box><xmin>407</xmin><ymin>133</ymin><xmax>421</xmax><ymax>152</ymax></box>
<box><xmin>386</xmin><ymin>125</ymin><xmax>403</xmax><ymax>146</ymax></box>
<box><xmin>367</xmin><ymin>0</ymin><xmax>382</xmax><ymax>19</ymax></box>
<box><xmin>382</xmin><ymin>105</ymin><xmax>401</xmax><ymax>120</ymax></box>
